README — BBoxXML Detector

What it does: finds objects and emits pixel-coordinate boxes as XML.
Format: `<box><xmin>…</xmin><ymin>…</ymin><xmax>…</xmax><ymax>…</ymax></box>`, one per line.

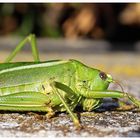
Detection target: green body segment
<box><xmin>0</xmin><ymin>60</ymin><xmax>73</xmax><ymax>89</ymax></box>
<box><xmin>0</xmin><ymin>60</ymin><xmax>103</xmax><ymax>112</ymax></box>
<box><xmin>0</xmin><ymin>60</ymin><xmax>73</xmax><ymax>110</ymax></box>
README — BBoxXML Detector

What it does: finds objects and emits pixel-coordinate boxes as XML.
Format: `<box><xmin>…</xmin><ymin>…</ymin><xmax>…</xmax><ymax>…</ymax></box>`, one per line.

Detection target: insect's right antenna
<box><xmin>113</xmin><ymin>79</ymin><xmax>131</xmax><ymax>99</ymax></box>
<box><xmin>112</xmin><ymin>80</ymin><xmax>125</xmax><ymax>93</ymax></box>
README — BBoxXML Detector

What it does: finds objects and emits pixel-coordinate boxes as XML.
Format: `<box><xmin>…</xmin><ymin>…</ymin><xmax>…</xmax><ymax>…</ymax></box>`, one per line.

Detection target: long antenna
<box><xmin>112</xmin><ymin>80</ymin><xmax>125</xmax><ymax>93</ymax></box>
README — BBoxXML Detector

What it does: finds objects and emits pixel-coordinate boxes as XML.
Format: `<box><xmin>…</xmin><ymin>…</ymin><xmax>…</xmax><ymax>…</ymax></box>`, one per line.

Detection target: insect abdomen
<box><xmin>0</xmin><ymin>82</ymin><xmax>43</xmax><ymax>96</ymax></box>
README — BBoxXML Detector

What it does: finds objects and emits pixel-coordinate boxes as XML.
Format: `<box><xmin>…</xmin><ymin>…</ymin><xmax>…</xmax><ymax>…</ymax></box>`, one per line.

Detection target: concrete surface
<box><xmin>0</xmin><ymin>37</ymin><xmax>140</xmax><ymax>137</ymax></box>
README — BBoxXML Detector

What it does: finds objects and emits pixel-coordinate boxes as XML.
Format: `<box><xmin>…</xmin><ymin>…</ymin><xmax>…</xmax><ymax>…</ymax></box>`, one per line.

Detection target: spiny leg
<box><xmin>54</xmin><ymin>81</ymin><xmax>81</xmax><ymax>109</ymax></box>
<box><xmin>81</xmin><ymin>90</ymin><xmax>140</xmax><ymax>109</ymax></box>
<box><xmin>5</xmin><ymin>34</ymin><xmax>40</xmax><ymax>62</ymax></box>
<box><xmin>54</xmin><ymin>82</ymin><xmax>77</xmax><ymax>100</ymax></box>
<box><xmin>53</xmin><ymin>81</ymin><xmax>83</xmax><ymax>111</ymax></box>
<box><xmin>50</xmin><ymin>82</ymin><xmax>81</xmax><ymax>128</ymax></box>
<box><xmin>43</xmin><ymin>81</ymin><xmax>80</xmax><ymax>109</ymax></box>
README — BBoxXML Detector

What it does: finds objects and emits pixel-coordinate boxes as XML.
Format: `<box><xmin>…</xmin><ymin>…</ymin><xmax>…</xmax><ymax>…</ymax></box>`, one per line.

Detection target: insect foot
<box><xmin>116</xmin><ymin>104</ymin><xmax>136</xmax><ymax>111</ymax></box>
<box><xmin>45</xmin><ymin>108</ymin><xmax>55</xmax><ymax>119</ymax></box>
<box><xmin>73</xmin><ymin>118</ymin><xmax>83</xmax><ymax>130</ymax></box>
<box><xmin>124</xmin><ymin>92</ymin><xmax>140</xmax><ymax>108</ymax></box>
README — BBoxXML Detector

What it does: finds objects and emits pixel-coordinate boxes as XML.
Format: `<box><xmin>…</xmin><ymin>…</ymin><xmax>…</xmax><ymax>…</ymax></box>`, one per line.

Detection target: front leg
<box><xmin>81</xmin><ymin>90</ymin><xmax>140</xmax><ymax>109</ymax></box>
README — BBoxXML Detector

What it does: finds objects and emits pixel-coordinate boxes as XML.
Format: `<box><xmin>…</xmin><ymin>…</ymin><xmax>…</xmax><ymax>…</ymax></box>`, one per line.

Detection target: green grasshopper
<box><xmin>0</xmin><ymin>34</ymin><xmax>140</xmax><ymax>128</ymax></box>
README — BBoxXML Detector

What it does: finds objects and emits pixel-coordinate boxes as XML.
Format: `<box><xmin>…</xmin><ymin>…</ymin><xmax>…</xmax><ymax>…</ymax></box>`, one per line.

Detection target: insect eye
<box><xmin>99</xmin><ymin>72</ymin><xmax>107</xmax><ymax>81</ymax></box>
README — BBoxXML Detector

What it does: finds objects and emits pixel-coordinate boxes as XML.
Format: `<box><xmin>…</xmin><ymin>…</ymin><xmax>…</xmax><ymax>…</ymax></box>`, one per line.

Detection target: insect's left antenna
<box><xmin>5</xmin><ymin>34</ymin><xmax>40</xmax><ymax>63</ymax></box>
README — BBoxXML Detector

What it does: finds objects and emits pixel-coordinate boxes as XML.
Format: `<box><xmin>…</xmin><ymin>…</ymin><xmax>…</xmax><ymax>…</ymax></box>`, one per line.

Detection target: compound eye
<box><xmin>99</xmin><ymin>71</ymin><xmax>107</xmax><ymax>81</ymax></box>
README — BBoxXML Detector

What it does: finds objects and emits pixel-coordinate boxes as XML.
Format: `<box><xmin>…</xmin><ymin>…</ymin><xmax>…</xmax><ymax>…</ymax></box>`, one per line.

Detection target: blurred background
<box><xmin>0</xmin><ymin>3</ymin><xmax>140</xmax><ymax>41</ymax></box>
<box><xmin>0</xmin><ymin>3</ymin><xmax>140</xmax><ymax>76</ymax></box>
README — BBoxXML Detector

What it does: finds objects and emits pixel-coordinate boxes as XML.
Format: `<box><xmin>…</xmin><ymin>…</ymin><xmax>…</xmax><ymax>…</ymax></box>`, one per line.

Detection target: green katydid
<box><xmin>0</xmin><ymin>34</ymin><xmax>140</xmax><ymax>128</ymax></box>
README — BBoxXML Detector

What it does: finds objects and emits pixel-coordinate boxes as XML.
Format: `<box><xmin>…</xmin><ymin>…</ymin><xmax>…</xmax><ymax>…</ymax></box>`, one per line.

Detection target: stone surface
<box><xmin>0</xmin><ymin>37</ymin><xmax>140</xmax><ymax>137</ymax></box>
